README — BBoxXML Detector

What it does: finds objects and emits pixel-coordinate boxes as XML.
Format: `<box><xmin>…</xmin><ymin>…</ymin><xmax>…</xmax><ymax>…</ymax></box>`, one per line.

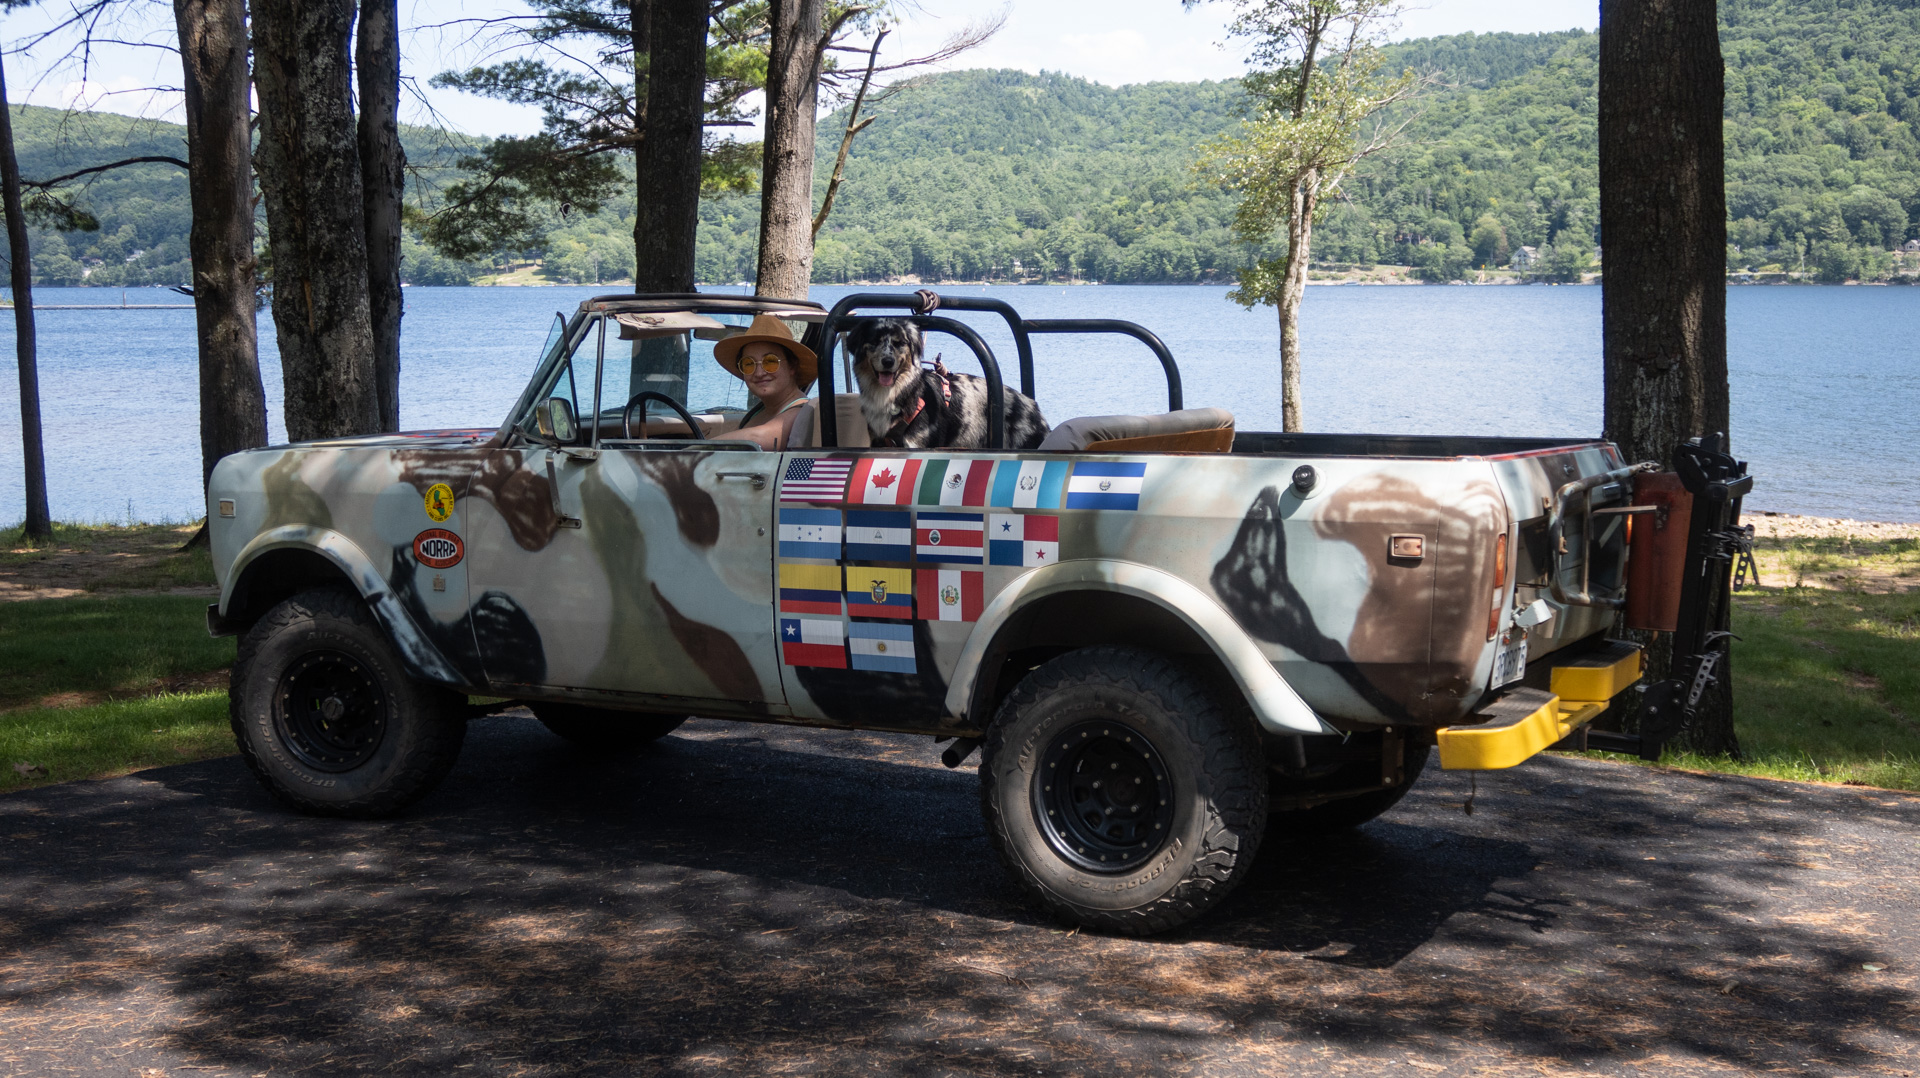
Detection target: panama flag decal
<box><xmin>915</xmin><ymin>459</ymin><xmax>994</xmax><ymax>506</ymax></box>
<box><xmin>845</xmin><ymin>566</ymin><xmax>915</xmax><ymax>619</ymax></box>
<box><xmin>990</xmin><ymin>459</ymin><xmax>1069</xmax><ymax>509</ymax></box>
<box><xmin>988</xmin><ymin>513</ymin><xmax>1060</xmax><ymax>567</ymax></box>
<box><xmin>778</xmin><ymin>562</ymin><xmax>843</xmax><ymax>616</ymax></box>
<box><xmin>849</xmin><ymin>621</ymin><xmax>916</xmax><ymax>673</ymax></box>
<box><xmin>844</xmin><ymin>509</ymin><xmax>913</xmax><ymax>562</ymax></box>
<box><xmin>1066</xmin><ymin>461</ymin><xmax>1147</xmax><ymax>510</ymax></box>
<box><xmin>849</xmin><ymin>457</ymin><xmax>922</xmax><ymax>505</ymax></box>
<box><xmin>914</xmin><ymin>511</ymin><xmax>984</xmax><ymax>564</ymax></box>
<box><xmin>780</xmin><ymin>617</ymin><xmax>847</xmax><ymax>668</ymax></box>
<box><xmin>916</xmin><ymin>569</ymin><xmax>983</xmax><ymax>622</ymax></box>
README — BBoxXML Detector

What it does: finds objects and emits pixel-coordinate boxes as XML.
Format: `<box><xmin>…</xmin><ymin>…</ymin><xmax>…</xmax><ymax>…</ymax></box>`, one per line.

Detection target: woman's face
<box><xmin>739</xmin><ymin>341</ymin><xmax>800</xmax><ymax>402</ymax></box>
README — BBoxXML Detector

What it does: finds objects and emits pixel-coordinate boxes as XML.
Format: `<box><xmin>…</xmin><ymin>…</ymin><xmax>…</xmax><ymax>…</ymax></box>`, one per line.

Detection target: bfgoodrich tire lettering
<box><xmin>981</xmin><ymin>647</ymin><xmax>1268</xmax><ymax>935</ymax></box>
<box><xmin>230</xmin><ymin>588</ymin><xmax>465</xmax><ymax>818</ymax></box>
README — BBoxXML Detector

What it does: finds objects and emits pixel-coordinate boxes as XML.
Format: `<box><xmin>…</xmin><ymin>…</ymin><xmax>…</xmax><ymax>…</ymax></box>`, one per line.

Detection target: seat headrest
<box><xmin>1037</xmin><ymin>408</ymin><xmax>1235</xmax><ymax>454</ymax></box>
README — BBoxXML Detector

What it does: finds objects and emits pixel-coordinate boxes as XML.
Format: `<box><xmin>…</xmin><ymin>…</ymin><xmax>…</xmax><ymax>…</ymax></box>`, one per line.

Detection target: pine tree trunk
<box><xmin>628</xmin><ymin>0</ymin><xmax>653</xmax><ymax>284</ymax></box>
<box><xmin>175</xmin><ymin>0</ymin><xmax>267</xmax><ymax>495</ymax></box>
<box><xmin>0</xmin><ymin>54</ymin><xmax>51</xmax><ymax>540</ymax></box>
<box><xmin>634</xmin><ymin>0</ymin><xmax>708</xmax><ymax>292</ymax></box>
<box><xmin>252</xmin><ymin>0</ymin><xmax>379</xmax><ymax>442</ymax></box>
<box><xmin>357</xmin><ymin>0</ymin><xmax>406</xmax><ymax>432</ymax></box>
<box><xmin>1275</xmin><ymin>172</ymin><xmax>1318</xmax><ymax>433</ymax></box>
<box><xmin>755</xmin><ymin>0</ymin><xmax>824</xmax><ymax>300</ymax></box>
<box><xmin>1599</xmin><ymin>0</ymin><xmax>1736</xmax><ymax>755</ymax></box>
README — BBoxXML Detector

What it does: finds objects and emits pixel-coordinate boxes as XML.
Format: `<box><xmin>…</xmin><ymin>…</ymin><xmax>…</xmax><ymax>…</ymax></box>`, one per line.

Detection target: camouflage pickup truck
<box><xmin>207</xmin><ymin>290</ymin><xmax>1752</xmax><ymax>934</ymax></box>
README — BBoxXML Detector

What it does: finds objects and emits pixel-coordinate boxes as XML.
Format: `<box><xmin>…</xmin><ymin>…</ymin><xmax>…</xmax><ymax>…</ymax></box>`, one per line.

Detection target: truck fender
<box><xmin>221</xmin><ymin>525</ymin><xmax>467</xmax><ymax>686</ymax></box>
<box><xmin>945</xmin><ymin>559</ymin><xmax>1336</xmax><ymax>736</ymax></box>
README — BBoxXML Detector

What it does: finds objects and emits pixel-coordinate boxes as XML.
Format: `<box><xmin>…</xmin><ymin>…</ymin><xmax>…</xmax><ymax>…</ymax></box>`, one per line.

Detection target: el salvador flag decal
<box><xmin>1065</xmin><ymin>461</ymin><xmax>1147</xmax><ymax>510</ymax></box>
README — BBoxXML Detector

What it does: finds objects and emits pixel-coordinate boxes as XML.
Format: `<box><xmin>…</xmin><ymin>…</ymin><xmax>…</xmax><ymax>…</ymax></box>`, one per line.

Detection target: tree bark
<box><xmin>0</xmin><ymin>54</ymin><xmax>51</xmax><ymax>540</ymax></box>
<box><xmin>1598</xmin><ymin>0</ymin><xmax>1735</xmax><ymax>755</ymax></box>
<box><xmin>755</xmin><ymin>0</ymin><xmax>824</xmax><ymax>300</ymax></box>
<box><xmin>253</xmin><ymin>0</ymin><xmax>379</xmax><ymax>442</ymax></box>
<box><xmin>175</xmin><ymin>0</ymin><xmax>268</xmax><ymax>496</ymax></box>
<box><xmin>1276</xmin><ymin>171</ymin><xmax>1318</xmax><ymax>433</ymax></box>
<box><xmin>357</xmin><ymin>0</ymin><xmax>406</xmax><ymax>431</ymax></box>
<box><xmin>633</xmin><ymin>0</ymin><xmax>706</xmax><ymax>292</ymax></box>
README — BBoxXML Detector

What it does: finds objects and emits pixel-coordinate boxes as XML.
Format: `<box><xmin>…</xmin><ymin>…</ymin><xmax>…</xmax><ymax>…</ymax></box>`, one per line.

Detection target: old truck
<box><xmin>206</xmin><ymin>291</ymin><xmax>1753</xmax><ymax>934</ymax></box>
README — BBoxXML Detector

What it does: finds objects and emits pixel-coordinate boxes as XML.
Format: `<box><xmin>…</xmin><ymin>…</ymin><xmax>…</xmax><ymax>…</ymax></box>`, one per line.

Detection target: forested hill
<box><xmin>9</xmin><ymin>0</ymin><xmax>1920</xmax><ymax>287</ymax></box>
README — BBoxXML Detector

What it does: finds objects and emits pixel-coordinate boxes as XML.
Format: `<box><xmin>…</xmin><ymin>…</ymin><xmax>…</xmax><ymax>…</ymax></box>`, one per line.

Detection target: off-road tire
<box><xmin>532</xmin><ymin>703</ymin><xmax>686</xmax><ymax>752</ymax></box>
<box><xmin>1270</xmin><ymin>739</ymin><xmax>1431</xmax><ymax>834</ymax></box>
<box><xmin>230</xmin><ymin>587</ymin><xmax>466</xmax><ymax>818</ymax></box>
<box><xmin>980</xmin><ymin>647</ymin><xmax>1268</xmax><ymax>935</ymax></box>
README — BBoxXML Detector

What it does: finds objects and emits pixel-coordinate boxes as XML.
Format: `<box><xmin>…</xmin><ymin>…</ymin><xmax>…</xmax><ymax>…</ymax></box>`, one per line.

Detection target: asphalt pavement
<box><xmin>2</xmin><ymin>712</ymin><xmax>1917</xmax><ymax>1077</ymax></box>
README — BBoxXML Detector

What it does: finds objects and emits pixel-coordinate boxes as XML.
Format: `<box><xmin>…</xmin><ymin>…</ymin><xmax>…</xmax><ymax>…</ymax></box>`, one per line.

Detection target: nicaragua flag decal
<box><xmin>780</xmin><ymin>617</ymin><xmax>847</xmax><ymax>668</ymax></box>
<box><xmin>917</xmin><ymin>569</ymin><xmax>983</xmax><ymax>622</ymax></box>
<box><xmin>988</xmin><ymin>513</ymin><xmax>1060</xmax><ymax>567</ymax></box>
<box><xmin>778</xmin><ymin>508</ymin><xmax>841</xmax><ymax>560</ymax></box>
<box><xmin>1065</xmin><ymin>461</ymin><xmax>1147</xmax><ymax>511</ymax></box>
<box><xmin>916</xmin><ymin>459</ymin><xmax>994</xmax><ymax>506</ymax></box>
<box><xmin>844</xmin><ymin>509</ymin><xmax>913</xmax><ymax>562</ymax></box>
<box><xmin>990</xmin><ymin>459</ymin><xmax>1069</xmax><ymax>509</ymax></box>
<box><xmin>849</xmin><ymin>621</ymin><xmax>916</xmax><ymax>673</ymax></box>
<box><xmin>914</xmin><ymin>511</ymin><xmax>984</xmax><ymax>564</ymax></box>
<box><xmin>845</xmin><ymin>566</ymin><xmax>915</xmax><ymax>619</ymax></box>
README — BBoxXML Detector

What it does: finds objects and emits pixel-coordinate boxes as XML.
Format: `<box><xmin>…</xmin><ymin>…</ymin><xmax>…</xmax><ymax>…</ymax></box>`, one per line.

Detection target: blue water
<box><xmin>1</xmin><ymin>283</ymin><xmax>1914</xmax><ymax>523</ymax></box>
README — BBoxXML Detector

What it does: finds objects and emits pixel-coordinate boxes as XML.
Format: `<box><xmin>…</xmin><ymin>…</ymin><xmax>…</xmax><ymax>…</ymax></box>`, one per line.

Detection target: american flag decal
<box><xmin>780</xmin><ymin>456</ymin><xmax>854</xmax><ymax>502</ymax></box>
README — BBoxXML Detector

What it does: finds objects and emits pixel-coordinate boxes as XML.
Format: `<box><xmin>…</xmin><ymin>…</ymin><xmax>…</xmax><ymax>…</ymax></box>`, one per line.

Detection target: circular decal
<box><xmin>928</xmin><ymin>529</ymin><xmax>942</xmax><ymax>545</ymax></box>
<box><xmin>413</xmin><ymin>528</ymin><xmax>464</xmax><ymax>569</ymax></box>
<box><xmin>940</xmin><ymin>584</ymin><xmax>960</xmax><ymax>608</ymax></box>
<box><xmin>424</xmin><ymin>482</ymin><xmax>456</xmax><ymax>522</ymax></box>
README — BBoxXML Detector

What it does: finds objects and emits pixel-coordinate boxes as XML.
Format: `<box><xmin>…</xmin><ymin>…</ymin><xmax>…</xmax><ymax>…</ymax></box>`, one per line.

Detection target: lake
<box><xmin>1</xmin><ymin>283</ymin><xmax>1915</xmax><ymax>524</ymax></box>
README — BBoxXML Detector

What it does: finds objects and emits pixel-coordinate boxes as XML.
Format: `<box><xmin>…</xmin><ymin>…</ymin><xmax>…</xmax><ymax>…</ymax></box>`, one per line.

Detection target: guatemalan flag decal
<box><xmin>1066</xmin><ymin>461</ymin><xmax>1147</xmax><ymax>510</ymax></box>
<box><xmin>914</xmin><ymin>511</ymin><xmax>984</xmax><ymax>564</ymax></box>
<box><xmin>780</xmin><ymin>617</ymin><xmax>846</xmax><ymax>668</ymax></box>
<box><xmin>990</xmin><ymin>459</ymin><xmax>1068</xmax><ymax>509</ymax></box>
<box><xmin>988</xmin><ymin>514</ymin><xmax>1059</xmax><ymax>567</ymax></box>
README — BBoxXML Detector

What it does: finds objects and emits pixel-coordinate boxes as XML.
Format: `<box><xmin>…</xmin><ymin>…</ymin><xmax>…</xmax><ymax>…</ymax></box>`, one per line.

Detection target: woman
<box><xmin>711</xmin><ymin>313</ymin><xmax>816</xmax><ymax>449</ymax></box>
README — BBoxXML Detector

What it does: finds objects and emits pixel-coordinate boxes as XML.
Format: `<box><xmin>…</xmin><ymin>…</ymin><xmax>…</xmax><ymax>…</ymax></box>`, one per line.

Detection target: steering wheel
<box><xmin>622</xmin><ymin>391</ymin><xmax>707</xmax><ymax>440</ymax></box>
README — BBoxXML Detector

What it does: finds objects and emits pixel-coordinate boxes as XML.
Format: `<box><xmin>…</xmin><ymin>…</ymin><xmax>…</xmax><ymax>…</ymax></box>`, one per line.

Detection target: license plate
<box><xmin>1493</xmin><ymin>629</ymin><xmax>1528</xmax><ymax>687</ymax></box>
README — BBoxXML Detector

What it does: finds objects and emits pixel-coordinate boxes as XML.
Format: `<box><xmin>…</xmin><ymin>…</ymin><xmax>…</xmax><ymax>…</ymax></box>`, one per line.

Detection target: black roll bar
<box><xmin>817</xmin><ymin>291</ymin><xmax>1184</xmax><ymax>449</ymax></box>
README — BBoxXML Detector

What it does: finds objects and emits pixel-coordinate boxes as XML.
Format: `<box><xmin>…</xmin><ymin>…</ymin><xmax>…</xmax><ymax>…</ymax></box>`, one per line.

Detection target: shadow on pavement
<box><xmin>1</xmin><ymin>713</ymin><xmax>1916</xmax><ymax>1076</ymax></box>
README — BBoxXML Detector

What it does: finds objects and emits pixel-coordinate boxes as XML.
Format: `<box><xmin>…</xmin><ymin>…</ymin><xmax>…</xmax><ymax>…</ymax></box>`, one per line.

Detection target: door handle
<box><xmin>717</xmin><ymin>472</ymin><xmax>767</xmax><ymax>490</ymax></box>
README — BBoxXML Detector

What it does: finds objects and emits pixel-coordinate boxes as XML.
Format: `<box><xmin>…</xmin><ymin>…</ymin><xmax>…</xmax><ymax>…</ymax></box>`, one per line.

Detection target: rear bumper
<box><xmin>1436</xmin><ymin>643</ymin><xmax>1642</xmax><ymax>770</ymax></box>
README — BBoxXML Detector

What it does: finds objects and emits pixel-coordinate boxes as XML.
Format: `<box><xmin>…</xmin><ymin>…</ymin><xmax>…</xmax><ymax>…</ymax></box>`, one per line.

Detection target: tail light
<box><xmin>1487</xmin><ymin>532</ymin><xmax>1509</xmax><ymax>640</ymax></box>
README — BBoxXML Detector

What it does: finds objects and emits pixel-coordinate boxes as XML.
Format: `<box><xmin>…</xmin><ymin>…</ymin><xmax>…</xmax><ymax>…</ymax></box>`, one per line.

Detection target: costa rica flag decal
<box><xmin>914</xmin><ymin>511</ymin><xmax>984</xmax><ymax>564</ymax></box>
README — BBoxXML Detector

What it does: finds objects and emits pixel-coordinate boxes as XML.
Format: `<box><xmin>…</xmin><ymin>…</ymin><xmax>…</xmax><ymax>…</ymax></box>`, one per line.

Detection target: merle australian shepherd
<box><xmin>844</xmin><ymin>318</ymin><xmax>1051</xmax><ymax>450</ymax></box>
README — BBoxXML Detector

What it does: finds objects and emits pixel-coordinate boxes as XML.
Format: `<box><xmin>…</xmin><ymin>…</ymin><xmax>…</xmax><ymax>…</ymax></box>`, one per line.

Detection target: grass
<box><xmin>1</xmin><ymin>692</ymin><xmax>231</xmax><ymax>794</ymax></box>
<box><xmin>0</xmin><ymin>594</ymin><xmax>234</xmax><ymax>704</ymax></box>
<box><xmin>1</xmin><ymin>520</ymin><xmax>215</xmax><ymax>592</ymax></box>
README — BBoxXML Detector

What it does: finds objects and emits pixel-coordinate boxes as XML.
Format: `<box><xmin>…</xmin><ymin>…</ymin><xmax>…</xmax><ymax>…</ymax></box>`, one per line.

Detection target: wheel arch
<box><xmin>947</xmin><ymin>560</ymin><xmax>1333</xmax><ymax>736</ymax></box>
<box><xmin>219</xmin><ymin>525</ymin><xmax>466</xmax><ymax>686</ymax></box>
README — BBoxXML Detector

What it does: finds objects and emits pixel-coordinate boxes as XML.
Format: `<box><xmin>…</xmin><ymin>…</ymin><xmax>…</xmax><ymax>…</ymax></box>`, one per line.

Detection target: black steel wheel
<box><xmin>1034</xmin><ymin>721</ymin><xmax>1175</xmax><ymax>872</ymax></box>
<box><xmin>981</xmin><ymin>646</ymin><xmax>1267</xmax><ymax>935</ymax></box>
<box><xmin>273</xmin><ymin>651</ymin><xmax>389</xmax><ymax>772</ymax></box>
<box><xmin>230</xmin><ymin>587</ymin><xmax>465</xmax><ymax>818</ymax></box>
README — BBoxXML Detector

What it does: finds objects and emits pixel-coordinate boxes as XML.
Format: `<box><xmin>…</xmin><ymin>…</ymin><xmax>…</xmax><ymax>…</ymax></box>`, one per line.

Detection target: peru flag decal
<box><xmin>916</xmin><ymin>569</ymin><xmax>983</xmax><ymax>622</ymax></box>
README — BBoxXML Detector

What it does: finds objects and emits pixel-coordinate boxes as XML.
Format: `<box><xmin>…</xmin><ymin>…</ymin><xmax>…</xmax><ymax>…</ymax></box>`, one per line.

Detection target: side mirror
<box><xmin>536</xmin><ymin>396</ymin><xmax>578</xmax><ymax>443</ymax></box>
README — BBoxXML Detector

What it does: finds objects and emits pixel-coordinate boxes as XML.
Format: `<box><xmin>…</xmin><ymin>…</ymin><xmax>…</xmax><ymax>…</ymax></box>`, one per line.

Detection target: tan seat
<box><xmin>784</xmin><ymin>396</ymin><xmax>873</xmax><ymax>449</ymax></box>
<box><xmin>1037</xmin><ymin>408</ymin><xmax>1235</xmax><ymax>454</ymax></box>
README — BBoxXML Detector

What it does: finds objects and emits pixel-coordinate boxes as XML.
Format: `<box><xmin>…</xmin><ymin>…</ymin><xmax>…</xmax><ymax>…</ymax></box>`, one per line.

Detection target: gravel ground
<box><xmin>1748</xmin><ymin>513</ymin><xmax>1920</xmax><ymax>540</ymax></box>
<box><xmin>3</xmin><ymin>714</ymin><xmax>1918</xmax><ymax>1077</ymax></box>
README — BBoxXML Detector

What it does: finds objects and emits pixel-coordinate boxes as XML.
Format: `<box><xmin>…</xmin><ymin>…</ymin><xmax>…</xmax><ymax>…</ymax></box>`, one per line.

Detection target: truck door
<box><xmin>463</xmin><ymin>314</ymin><xmax>783</xmax><ymax>709</ymax></box>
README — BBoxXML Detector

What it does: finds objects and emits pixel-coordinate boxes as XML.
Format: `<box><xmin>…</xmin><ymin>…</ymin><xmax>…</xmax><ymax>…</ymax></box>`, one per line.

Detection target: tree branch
<box><xmin>23</xmin><ymin>154</ymin><xmax>188</xmax><ymax>188</ymax></box>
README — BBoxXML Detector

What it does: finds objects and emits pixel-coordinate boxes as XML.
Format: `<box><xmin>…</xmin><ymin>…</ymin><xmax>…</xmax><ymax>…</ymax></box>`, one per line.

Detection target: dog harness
<box><xmin>879</xmin><ymin>356</ymin><xmax>954</xmax><ymax>448</ymax></box>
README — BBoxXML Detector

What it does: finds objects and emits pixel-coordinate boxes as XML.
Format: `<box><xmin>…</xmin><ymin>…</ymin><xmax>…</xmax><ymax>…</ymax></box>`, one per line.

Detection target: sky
<box><xmin>4</xmin><ymin>0</ymin><xmax>1598</xmax><ymax>138</ymax></box>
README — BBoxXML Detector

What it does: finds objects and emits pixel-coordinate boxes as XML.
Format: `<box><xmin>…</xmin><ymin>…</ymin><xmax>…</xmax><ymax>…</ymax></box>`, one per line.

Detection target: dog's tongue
<box><xmin>877</xmin><ymin>372</ymin><xmax>895</xmax><ymax>387</ymax></box>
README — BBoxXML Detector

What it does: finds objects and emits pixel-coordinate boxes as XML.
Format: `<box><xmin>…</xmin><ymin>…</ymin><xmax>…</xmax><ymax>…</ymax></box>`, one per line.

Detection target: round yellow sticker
<box><xmin>424</xmin><ymin>483</ymin><xmax>455</xmax><ymax>523</ymax></box>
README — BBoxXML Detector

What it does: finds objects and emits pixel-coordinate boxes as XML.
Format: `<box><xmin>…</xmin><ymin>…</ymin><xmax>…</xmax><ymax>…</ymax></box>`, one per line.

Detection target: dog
<box><xmin>844</xmin><ymin>318</ymin><xmax>1051</xmax><ymax>450</ymax></box>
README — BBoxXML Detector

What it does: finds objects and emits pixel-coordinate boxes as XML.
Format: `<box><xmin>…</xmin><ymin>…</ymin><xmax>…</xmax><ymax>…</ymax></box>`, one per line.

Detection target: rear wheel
<box><xmin>532</xmin><ymin>703</ymin><xmax>686</xmax><ymax>752</ymax></box>
<box><xmin>230</xmin><ymin>588</ymin><xmax>465</xmax><ymax>818</ymax></box>
<box><xmin>980</xmin><ymin>647</ymin><xmax>1267</xmax><ymax>935</ymax></box>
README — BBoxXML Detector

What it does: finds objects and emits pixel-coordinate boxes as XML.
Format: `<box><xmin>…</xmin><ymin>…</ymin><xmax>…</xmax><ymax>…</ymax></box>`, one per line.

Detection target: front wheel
<box><xmin>230</xmin><ymin>588</ymin><xmax>466</xmax><ymax>818</ymax></box>
<box><xmin>980</xmin><ymin>647</ymin><xmax>1268</xmax><ymax>935</ymax></box>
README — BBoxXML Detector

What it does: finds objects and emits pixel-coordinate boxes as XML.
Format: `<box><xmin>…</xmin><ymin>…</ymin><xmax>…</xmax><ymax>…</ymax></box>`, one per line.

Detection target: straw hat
<box><xmin>712</xmin><ymin>313</ymin><xmax>818</xmax><ymax>388</ymax></box>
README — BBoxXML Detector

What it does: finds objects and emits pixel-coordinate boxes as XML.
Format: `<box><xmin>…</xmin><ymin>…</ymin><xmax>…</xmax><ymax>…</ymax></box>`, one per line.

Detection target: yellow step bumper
<box><xmin>1436</xmin><ymin>645</ymin><xmax>1642</xmax><ymax>771</ymax></box>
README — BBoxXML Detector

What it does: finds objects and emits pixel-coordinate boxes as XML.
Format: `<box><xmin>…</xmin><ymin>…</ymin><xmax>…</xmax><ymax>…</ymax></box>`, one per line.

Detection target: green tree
<box><xmin>1196</xmin><ymin>0</ymin><xmax>1417</xmax><ymax>431</ymax></box>
<box><xmin>1469</xmin><ymin>213</ymin><xmax>1509</xmax><ymax>267</ymax></box>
